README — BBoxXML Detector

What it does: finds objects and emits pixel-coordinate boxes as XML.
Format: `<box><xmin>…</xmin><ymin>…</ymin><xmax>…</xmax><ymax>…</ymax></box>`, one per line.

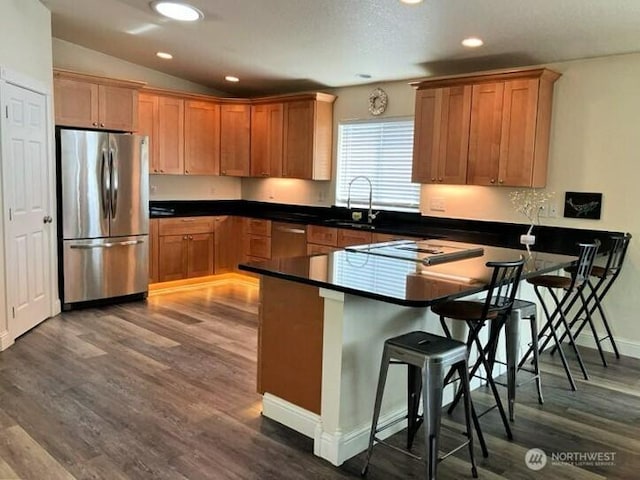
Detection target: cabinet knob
<box><xmin>499</xmin><ymin>179</ymin><xmax>504</xmax><ymax>184</ymax></box>
<box><xmin>153</xmin><ymin>169</ymin><xmax>158</xmax><ymax>173</ymax></box>
<box><xmin>100</xmin><ymin>123</ymin><xmax>105</xmax><ymax>127</ymax></box>
<box><xmin>431</xmin><ymin>177</ymin><xmax>436</xmax><ymax>182</ymax></box>
<box><xmin>185</xmin><ymin>170</ymin><xmax>189</xmax><ymax>174</ymax></box>
<box><xmin>160</xmin><ymin>169</ymin><xmax>164</xmax><ymax>173</ymax></box>
<box><xmin>92</xmin><ymin>122</ymin><xmax>98</xmax><ymax>126</ymax></box>
<box><xmin>183</xmin><ymin>236</ymin><xmax>188</xmax><ymax>240</ymax></box>
<box><xmin>189</xmin><ymin>235</ymin><xmax>193</xmax><ymax>240</ymax></box>
<box><xmin>490</xmin><ymin>178</ymin><xmax>496</xmax><ymax>184</ymax></box>
<box><xmin>438</xmin><ymin>178</ymin><xmax>443</xmax><ymax>182</ymax></box>
<box><xmin>261</xmin><ymin>172</ymin><xmax>269</xmax><ymax>176</ymax></box>
<box><xmin>221</xmin><ymin>170</ymin><xmax>226</xmax><ymax>175</ymax></box>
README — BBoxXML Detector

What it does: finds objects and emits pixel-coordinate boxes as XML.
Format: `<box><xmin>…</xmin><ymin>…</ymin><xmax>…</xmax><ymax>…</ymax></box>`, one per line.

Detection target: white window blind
<box><xmin>336</xmin><ymin>117</ymin><xmax>419</xmax><ymax>211</ymax></box>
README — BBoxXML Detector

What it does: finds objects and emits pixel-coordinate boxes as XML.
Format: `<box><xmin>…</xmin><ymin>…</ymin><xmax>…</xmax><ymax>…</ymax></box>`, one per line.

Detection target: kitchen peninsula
<box><xmin>239</xmin><ymin>240</ymin><xmax>577</xmax><ymax>466</ymax></box>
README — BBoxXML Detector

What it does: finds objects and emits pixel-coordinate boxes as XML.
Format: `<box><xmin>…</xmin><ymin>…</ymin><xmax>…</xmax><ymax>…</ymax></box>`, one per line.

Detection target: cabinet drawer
<box><xmin>307</xmin><ymin>225</ymin><xmax>338</xmax><ymax>246</ymax></box>
<box><xmin>307</xmin><ymin>243</ymin><xmax>337</xmax><ymax>255</ymax></box>
<box><xmin>246</xmin><ymin>234</ymin><xmax>272</xmax><ymax>259</ymax></box>
<box><xmin>247</xmin><ymin>218</ymin><xmax>272</xmax><ymax>236</ymax></box>
<box><xmin>159</xmin><ymin>216</ymin><xmax>215</xmax><ymax>236</ymax></box>
<box><xmin>337</xmin><ymin>229</ymin><xmax>373</xmax><ymax>248</ymax></box>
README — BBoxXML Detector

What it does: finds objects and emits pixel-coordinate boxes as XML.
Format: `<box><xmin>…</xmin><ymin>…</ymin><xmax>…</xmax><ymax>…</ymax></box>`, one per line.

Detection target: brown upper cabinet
<box><xmin>185</xmin><ymin>100</ymin><xmax>221</xmax><ymax>175</ymax></box>
<box><xmin>139</xmin><ymin>91</ymin><xmax>221</xmax><ymax>175</ymax></box>
<box><xmin>250</xmin><ymin>103</ymin><xmax>284</xmax><ymax>177</ymax></box>
<box><xmin>53</xmin><ymin>69</ymin><xmax>144</xmax><ymax>132</ymax></box>
<box><xmin>220</xmin><ymin>103</ymin><xmax>251</xmax><ymax>177</ymax></box>
<box><xmin>282</xmin><ymin>95</ymin><xmax>336</xmax><ymax>180</ymax></box>
<box><xmin>412</xmin><ymin>67</ymin><xmax>560</xmax><ymax>187</ymax></box>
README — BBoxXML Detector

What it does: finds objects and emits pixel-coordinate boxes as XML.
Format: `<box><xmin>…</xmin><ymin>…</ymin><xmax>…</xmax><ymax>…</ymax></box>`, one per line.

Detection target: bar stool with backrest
<box><xmin>362</xmin><ymin>331</ymin><xmax>483</xmax><ymax>479</ymax></box>
<box><xmin>431</xmin><ymin>257</ymin><xmax>526</xmax><ymax>441</ymax></box>
<box><xmin>521</xmin><ymin>241</ymin><xmax>600</xmax><ymax>391</ymax></box>
<box><xmin>555</xmin><ymin>233</ymin><xmax>632</xmax><ymax>366</ymax></box>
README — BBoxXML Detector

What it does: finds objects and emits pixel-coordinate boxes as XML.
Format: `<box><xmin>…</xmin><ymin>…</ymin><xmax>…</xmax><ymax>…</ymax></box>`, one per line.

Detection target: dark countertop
<box><xmin>150</xmin><ymin>199</ymin><xmax>623</xmax><ymax>255</ymax></box>
<box><xmin>238</xmin><ymin>239</ymin><xmax>577</xmax><ymax>307</ymax></box>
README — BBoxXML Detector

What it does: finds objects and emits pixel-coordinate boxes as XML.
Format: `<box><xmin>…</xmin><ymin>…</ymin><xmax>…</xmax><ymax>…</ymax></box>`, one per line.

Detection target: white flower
<box><xmin>509</xmin><ymin>189</ymin><xmax>554</xmax><ymax>225</ymax></box>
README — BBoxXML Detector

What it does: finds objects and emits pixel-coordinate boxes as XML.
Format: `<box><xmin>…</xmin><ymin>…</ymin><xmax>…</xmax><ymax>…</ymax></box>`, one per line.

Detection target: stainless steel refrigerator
<box><xmin>57</xmin><ymin>128</ymin><xmax>149</xmax><ymax>308</ymax></box>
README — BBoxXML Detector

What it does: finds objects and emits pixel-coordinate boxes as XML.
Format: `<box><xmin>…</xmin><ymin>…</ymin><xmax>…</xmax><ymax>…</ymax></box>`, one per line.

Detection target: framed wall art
<box><xmin>563</xmin><ymin>192</ymin><xmax>602</xmax><ymax>219</ymax></box>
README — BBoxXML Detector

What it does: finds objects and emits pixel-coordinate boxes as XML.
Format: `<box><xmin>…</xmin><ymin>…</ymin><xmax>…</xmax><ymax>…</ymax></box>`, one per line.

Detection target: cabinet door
<box><xmin>411</xmin><ymin>89</ymin><xmax>441</xmax><ymax>183</ymax></box>
<box><xmin>283</xmin><ymin>100</ymin><xmax>315</xmax><ymax>179</ymax></box>
<box><xmin>157</xmin><ymin>96</ymin><xmax>184</xmax><ymax>174</ymax></box>
<box><xmin>437</xmin><ymin>86</ymin><xmax>471</xmax><ymax>184</ymax></box>
<box><xmin>185</xmin><ymin>100</ymin><xmax>220</xmax><ymax>175</ymax></box>
<box><xmin>149</xmin><ymin>219</ymin><xmax>159</xmax><ymax>283</ymax></box>
<box><xmin>53</xmin><ymin>76</ymin><xmax>99</xmax><ymax>128</ymax></box>
<box><xmin>498</xmin><ymin>78</ymin><xmax>540</xmax><ymax>186</ymax></box>
<box><xmin>138</xmin><ymin>93</ymin><xmax>160</xmax><ymax>173</ymax></box>
<box><xmin>187</xmin><ymin>233</ymin><xmax>214</xmax><ymax>278</ymax></box>
<box><xmin>220</xmin><ymin>104</ymin><xmax>250</xmax><ymax>176</ymax></box>
<box><xmin>158</xmin><ymin>234</ymin><xmax>188</xmax><ymax>282</ymax></box>
<box><xmin>467</xmin><ymin>82</ymin><xmax>504</xmax><ymax>185</ymax></box>
<box><xmin>250</xmin><ymin>103</ymin><xmax>283</xmax><ymax>177</ymax></box>
<box><xmin>98</xmin><ymin>85</ymin><xmax>138</xmax><ymax>132</ymax></box>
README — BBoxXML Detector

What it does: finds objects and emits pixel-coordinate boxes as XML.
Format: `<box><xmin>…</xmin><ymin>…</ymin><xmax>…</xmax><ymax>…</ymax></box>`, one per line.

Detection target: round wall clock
<box><xmin>368</xmin><ymin>88</ymin><xmax>388</xmax><ymax>116</ymax></box>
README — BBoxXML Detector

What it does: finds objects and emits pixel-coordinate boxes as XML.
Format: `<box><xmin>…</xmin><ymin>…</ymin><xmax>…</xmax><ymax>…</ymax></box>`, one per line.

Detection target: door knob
<box><xmin>43</xmin><ymin>215</ymin><xmax>53</xmax><ymax>224</ymax></box>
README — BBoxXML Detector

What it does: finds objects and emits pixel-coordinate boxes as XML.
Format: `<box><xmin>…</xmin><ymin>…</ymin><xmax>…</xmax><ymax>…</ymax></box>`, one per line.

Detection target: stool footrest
<box><xmin>374</xmin><ymin>414</ymin><xmax>411</xmax><ymax>436</ymax></box>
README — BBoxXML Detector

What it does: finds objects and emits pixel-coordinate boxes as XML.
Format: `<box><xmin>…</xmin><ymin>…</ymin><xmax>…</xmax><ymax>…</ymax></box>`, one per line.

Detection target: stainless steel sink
<box><xmin>324</xmin><ymin>219</ymin><xmax>376</xmax><ymax>230</ymax></box>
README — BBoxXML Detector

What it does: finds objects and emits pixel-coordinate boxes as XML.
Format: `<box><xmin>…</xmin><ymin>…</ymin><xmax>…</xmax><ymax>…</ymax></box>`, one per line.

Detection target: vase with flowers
<box><xmin>509</xmin><ymin>189</ymin><xmax>554</xmax><ymax>250</ymax></box>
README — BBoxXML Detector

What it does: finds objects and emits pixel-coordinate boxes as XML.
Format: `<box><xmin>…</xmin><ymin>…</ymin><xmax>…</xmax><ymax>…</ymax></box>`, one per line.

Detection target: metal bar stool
<box><xmin>362</xmin><ymin>331</ymin><xmax>482</xmax><ymax>480</ymax></box>
<box><xmin>522</xmin><ymin>241</ymin><xmax>600</xmax><ymax>391</ymax></box>
<box><xmin>432</xmin><ymin>257</ymin><xmax>525</xmax><ymax>441</ymax></box>
<box><xmin>555</xmin><ymin>233</ymin><xmax>632</xmax><ymax>366</ymax></box>
<box><xmin>487</xmin><ymin>299</ymin><xmax>543</xmax><ymax>421</ymax></box>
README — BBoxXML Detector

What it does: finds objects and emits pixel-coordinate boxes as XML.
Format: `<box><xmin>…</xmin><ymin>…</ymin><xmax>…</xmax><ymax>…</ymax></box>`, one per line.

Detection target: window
<box><xmin>336</xmin><ymin>117</ymin><xmax>420</xmax><ymax>212</ymax></box>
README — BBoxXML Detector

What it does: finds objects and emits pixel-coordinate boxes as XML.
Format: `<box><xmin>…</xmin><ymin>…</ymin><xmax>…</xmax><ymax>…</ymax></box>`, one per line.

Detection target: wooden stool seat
<box><xmin>527</xmin><ymin>275</ymin><xmax>572</xmax><ymax>289</ymax></box>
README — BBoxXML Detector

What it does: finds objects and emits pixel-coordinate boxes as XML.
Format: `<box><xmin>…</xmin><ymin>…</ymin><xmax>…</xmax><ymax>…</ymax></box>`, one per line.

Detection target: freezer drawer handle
<box><xmin>69</xmin><ymin>239</ymin><xmax>145</xmax><ymax>249</ymax></box>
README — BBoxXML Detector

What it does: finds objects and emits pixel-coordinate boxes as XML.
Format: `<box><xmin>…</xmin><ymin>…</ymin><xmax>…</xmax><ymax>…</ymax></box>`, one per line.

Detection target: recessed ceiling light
<box><xmin>357</xmin><ymin>74</ymin><xmax>372</xmax><ymax>79</ymax></box>
<box><xmin>156</xmin><ymin>51</ymin><xmax>173</xmax><ymax>59</ymax></box>
<box><xmin>151</xmin><ymin>1</ymin><xmax>203</xmax><ymax>21</ymax></box>
<box><xmin>400</xmin><ymin>0</ymin><xmax>423</xmax><ymax>4</ymax></box>
<box><xmin>462</xmin><ymin>37</ymin><xmax>484</xmax><ymax>48</ymax></box>
<box><xmin>225</xmin><ymin>76</ymin><xmax>240</xmax><ymax>83</ymax></box>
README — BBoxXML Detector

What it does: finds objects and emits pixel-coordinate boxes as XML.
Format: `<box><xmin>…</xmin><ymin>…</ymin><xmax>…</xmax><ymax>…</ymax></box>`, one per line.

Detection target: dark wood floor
<box><xmin>0</xmin><ymin>280</ymin><xmax>638</xmax><ymax>479</ymax></box>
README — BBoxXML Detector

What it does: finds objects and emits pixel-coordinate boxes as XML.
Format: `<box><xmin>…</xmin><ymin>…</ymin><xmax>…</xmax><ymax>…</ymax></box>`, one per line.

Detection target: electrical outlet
<box><xmin>150</xmin><ymin>184</ymin><xmax>157</xmax><ymax>193</ymax></box>
<box><xmin>430</xmin><ymin>197</ymin><xmax>446</xmax><ymax>212</ymax></box>
<box><xmin>538</xmin><ymin>204</ymin><xmax>549</xmax><ymax>218</ymax></box>
<box><xmin>317</xmin><ymin>190</ymin><xmax>326</xmax><ymax>203</ymax></box>
<box><xmin>548</xmin><ymin>203</ymin><xmax>559</xmax><ymax>218</ymax></box>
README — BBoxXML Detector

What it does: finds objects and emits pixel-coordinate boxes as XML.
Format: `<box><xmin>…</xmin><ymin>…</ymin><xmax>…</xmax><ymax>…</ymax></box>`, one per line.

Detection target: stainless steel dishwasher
<box><xmin>271</xmin><ymin>222</ymin><xmax>308</xmax><ymax>258</ymax></box>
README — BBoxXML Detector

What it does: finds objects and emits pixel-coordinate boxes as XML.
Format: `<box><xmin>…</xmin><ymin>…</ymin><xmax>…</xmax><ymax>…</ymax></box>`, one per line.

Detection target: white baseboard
<box><xmin>575</xmin><ymin>331</ymin><xmax>640</xmax><ymax>359</ymax></box>
<box><xmin>314</xmin><ymin>406</ymin><xmax>408</xmax><ymax>466</ymax></box>
<box><xmin>0</xmin><ymin>330</ymin><xmax>14</xmax><ymax>351</ymax></box>
<box><xmin>262</xmin><ymin>393</ymin><xmax>321</xmax><ymax>438</ymax></box>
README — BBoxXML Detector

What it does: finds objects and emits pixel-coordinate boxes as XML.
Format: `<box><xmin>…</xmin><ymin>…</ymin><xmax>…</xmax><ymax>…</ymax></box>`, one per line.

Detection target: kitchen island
<box><xmin>239</xmin><ymin>240</ymin><xmax>577</xmax><ymax>466</ymax></box>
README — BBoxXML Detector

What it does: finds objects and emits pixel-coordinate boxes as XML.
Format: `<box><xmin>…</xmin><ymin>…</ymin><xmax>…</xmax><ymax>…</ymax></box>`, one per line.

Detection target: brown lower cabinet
<box><xmin>157</xmin><ymin>217</ymin><xmax>215</xmax><ymax>282</ymax></box>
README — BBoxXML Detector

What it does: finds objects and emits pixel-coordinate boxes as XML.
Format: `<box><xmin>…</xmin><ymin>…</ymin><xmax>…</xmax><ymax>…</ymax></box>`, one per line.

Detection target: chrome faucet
<box><xmin>347</xmin><ymin>175</ymin><xmax>379</xmax><ymax>223</ymax></box>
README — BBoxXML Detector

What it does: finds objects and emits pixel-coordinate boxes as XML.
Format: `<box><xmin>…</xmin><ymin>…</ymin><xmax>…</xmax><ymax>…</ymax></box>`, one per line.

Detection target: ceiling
<box><xmin>42</xmin><ymin>0</ymin><xmax>640</xmax><ymax>97</ymax></box>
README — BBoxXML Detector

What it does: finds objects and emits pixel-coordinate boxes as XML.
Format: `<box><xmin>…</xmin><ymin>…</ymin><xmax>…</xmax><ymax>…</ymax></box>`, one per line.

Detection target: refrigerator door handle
<box><xmin>101</xmin><ymin>149</ymin><xmax>110</xmax><ymax>219</ymax></box>
<box><xmin>109</xmin><ymin>148</ymin><xmax>119</xmax><ymax>219</ymax></box>
<box><xmin>69</xmin><ymin>239</ymin><xmax>145</xmax><ymax>249</ymax></box>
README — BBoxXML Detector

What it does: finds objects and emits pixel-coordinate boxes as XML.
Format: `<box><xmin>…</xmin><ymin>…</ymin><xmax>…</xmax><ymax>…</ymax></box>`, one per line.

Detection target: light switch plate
<box><xmin>430</xmin><ymin>197</ymin><xmax>446</xmax><ymax>212</ymax></box>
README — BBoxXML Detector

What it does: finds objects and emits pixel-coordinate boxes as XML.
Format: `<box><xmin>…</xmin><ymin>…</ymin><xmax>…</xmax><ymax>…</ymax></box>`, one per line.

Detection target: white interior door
<box><xmin>1</xmin><ymin>82</ymin><xmax>52</xmax><ymax>338</ymax></box>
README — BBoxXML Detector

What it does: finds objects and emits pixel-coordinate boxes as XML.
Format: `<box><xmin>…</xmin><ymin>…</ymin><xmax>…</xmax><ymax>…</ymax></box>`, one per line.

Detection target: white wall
<box><xmin>0</xmin><ymin>0</ymin><xmax>54</xmax><ymax>347</ymax></box>
<box><xmin>150</xmin><ymin>175</ymin><xmax>241</xmax><ymax>200</ymax></box>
